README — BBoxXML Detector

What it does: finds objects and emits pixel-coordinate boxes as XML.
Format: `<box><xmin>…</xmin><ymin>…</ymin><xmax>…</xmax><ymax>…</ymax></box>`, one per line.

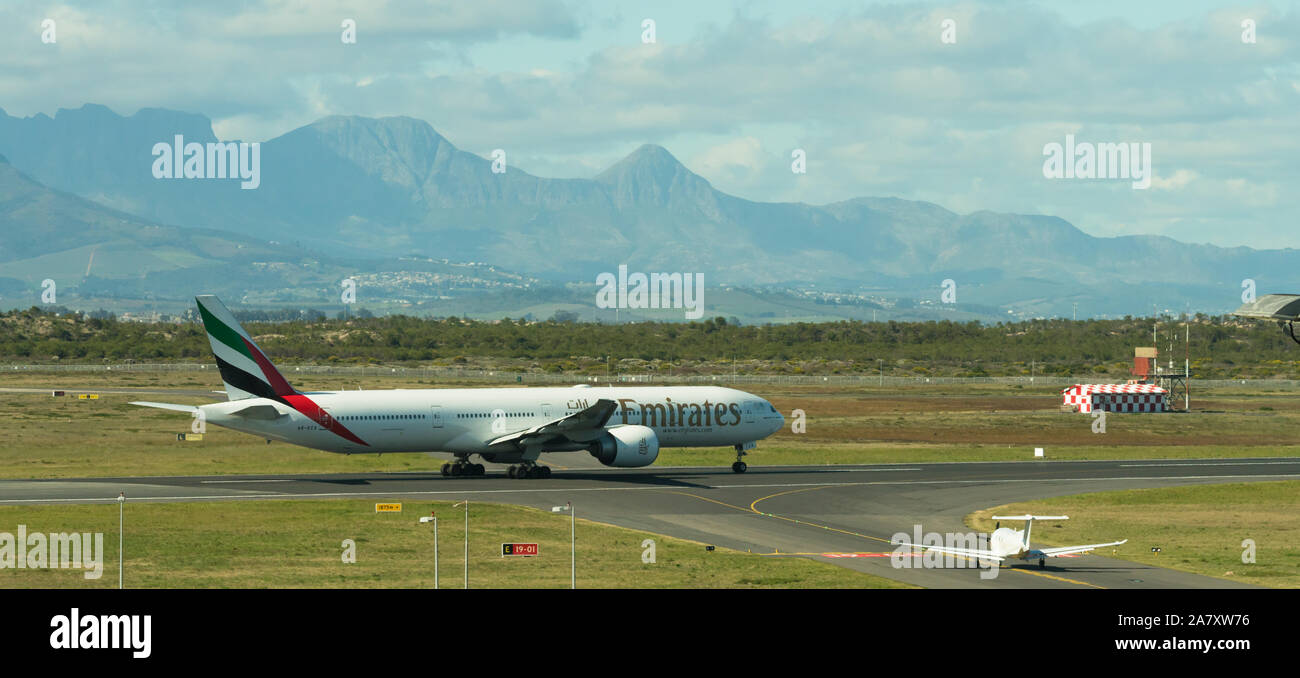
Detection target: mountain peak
<box><xmin>304</xmin><ymin>114</ymin><xmax>453</xmax><ymax>150</ymax></box>
<box><xmin>54</xmin><ymin>103</ymin><xmax>121</xmax><ymax>120</ymax></box>
<box><xmin>629</xmin><ymin>142</ymin><xmax>679</xmax><ymax>162</ymax></box>
<box><xmin>595</xmin><ymin>143</ymin><xmax>714</xmax><ymax>208</ymax></box>
<box><xmin>600</xmin><ymin>143</ymin><xmax>685</xmax><ymax>174</ymax></box>
<box><xmin>279</xmin><ymin>114</ymin><xmax>469</xmax><ymax>193</ymax></box>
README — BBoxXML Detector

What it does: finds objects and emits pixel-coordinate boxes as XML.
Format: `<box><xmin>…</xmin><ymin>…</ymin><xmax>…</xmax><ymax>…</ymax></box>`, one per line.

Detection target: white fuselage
<box><xmin>199</xmin><ymin>385</ymin><xmax>783</xmax><ymax>455</ymax></box>
<box><xmin>990</xmin><ymin>527</ymin><xmax>1031</xmax><ymax>559</ymax></box>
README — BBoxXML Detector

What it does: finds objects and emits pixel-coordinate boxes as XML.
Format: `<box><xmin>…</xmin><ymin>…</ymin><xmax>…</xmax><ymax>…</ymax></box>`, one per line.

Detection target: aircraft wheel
<box><xmin>540</xmin><ymin>466</ymin><xmax>552</xmax><ymax>479</ymax></box>
<box><xmin>473</xmin><ymin>464</ymin><xmax>485</xmax><ymax>476</ymax></box>
<box><xmin>450</xmin><ymin>464</ymin><xmax>463</xmax><ymax>477</ymax></box>
<box><xmin>440</xmin><ymin>463</ymin><xmax>450</xmax><ymax>477</ymax></box>
<box><xmin>506</xmin><ymin>465</ymin><xmax>517</xmax><ymax>479</ymax></box>
<box><xmin>527</xmin><ymin>466</ymin><xmax>542</xmax><ymax>479</ymax></box>
<box><xmin>1039</xmin><ymin>559</ymin><xmax>1046</xmax><ymax>569</ymax></box>
<box><xmin>732</xmin><ymin>461</ymin><xmax>748</xmax><ymax>473</ymax></box>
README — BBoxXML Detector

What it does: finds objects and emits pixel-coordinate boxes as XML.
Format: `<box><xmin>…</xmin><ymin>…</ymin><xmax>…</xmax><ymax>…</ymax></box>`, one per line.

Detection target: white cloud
<box><xmin>1152</xmin><ymin>169</ymin><xmax>1199</xmax><ymax>190</ymax></box>
<box><xmin>689</xmin><ymin>137</ymin><xmax>764</xmax><ymax>178</ymax></box>
<box><xmin>1</xmin><ymin>1</ymin><xmax>1299</xmax><ymax>249</ymax></box>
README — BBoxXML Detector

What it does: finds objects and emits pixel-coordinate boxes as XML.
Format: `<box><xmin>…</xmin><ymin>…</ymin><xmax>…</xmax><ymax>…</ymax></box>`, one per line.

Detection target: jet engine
<box><xmin>587</xmin><ymin>425</ymin><xmax>660</xmax><ymax>467</ymax></box>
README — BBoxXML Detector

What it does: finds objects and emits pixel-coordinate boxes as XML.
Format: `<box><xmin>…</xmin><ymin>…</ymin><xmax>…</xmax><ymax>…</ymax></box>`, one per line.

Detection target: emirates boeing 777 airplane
<box><xmin>132</xmin><ymin>296</ymin><xmax>784</xmax><ymax>478</ymax></box>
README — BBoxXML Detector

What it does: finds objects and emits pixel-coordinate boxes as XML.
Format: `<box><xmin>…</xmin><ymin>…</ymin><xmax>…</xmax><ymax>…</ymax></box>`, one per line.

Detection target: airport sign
<box><xmin>502</xmin><ymin>543</ymin><xmax>539</xmax><ymax>557</ymax></box>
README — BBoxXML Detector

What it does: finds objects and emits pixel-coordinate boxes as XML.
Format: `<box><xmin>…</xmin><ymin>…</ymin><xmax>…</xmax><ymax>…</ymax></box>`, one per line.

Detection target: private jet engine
<box><xmin>587</xmin><ymin>425</ymin><xmax>660</xmax><ymax>467</ymax></box>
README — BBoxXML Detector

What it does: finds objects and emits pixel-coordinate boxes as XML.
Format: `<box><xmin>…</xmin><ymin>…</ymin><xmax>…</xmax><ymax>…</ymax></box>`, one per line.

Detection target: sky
<box><xmin>1</xmin><ymin>0</ymin><xmax>1298</xmax><ymax>250</ymax></box>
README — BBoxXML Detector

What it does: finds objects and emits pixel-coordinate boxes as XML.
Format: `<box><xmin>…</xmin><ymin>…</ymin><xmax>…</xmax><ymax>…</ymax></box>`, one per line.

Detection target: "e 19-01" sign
<box><xmin>502</xmin><ymin>543</ymin><xmax>539</xmax><ymax>557</ymax></box>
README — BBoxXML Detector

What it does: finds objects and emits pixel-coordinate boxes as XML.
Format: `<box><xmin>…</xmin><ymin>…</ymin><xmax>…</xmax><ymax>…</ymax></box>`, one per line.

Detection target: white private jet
<box><xmin>899</xmin><ymin>515</ymin><xmax>1127</xmax><ymax>569</ymax></box>
<box><xmin>131</xmin><ymin>295</ymin><xmax>784</xmax><ymax>478</ymax></box>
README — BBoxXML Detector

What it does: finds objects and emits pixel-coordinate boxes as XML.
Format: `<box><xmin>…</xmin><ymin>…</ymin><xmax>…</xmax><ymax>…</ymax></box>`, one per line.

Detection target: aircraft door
<box><xmin>430</xmin><ymin>405</ymin><xmax>443</xmax><ymax>428</ymax></box>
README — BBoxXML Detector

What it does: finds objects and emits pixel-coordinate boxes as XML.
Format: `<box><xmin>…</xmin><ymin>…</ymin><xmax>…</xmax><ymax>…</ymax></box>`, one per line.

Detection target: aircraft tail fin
<box><xmin>992</xmin><ymin>515</ymin><xmax>1068</xmax><ymax>551</ymax></box>
<box><xmin>195</xmin><ymin>295</ymin><xmax>297</xmax><ymax>402</ymax></box>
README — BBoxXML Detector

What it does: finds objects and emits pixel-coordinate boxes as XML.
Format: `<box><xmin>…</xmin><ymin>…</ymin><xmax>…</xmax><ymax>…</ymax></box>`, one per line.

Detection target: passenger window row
<box><xmin>340</xmin><ymin>414</ymin><xmax>425</xmax><ymax>420</ymax></box>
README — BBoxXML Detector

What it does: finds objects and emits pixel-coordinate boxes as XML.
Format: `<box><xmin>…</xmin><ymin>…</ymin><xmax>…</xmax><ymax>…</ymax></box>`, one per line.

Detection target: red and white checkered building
<box><xmin>1061</xmin><ymin>383</ymin><xmax>1167</xmax><ymax>413</ymax></box>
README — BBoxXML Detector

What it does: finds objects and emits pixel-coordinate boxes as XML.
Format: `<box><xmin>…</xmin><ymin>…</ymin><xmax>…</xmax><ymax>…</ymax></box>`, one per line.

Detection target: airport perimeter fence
<box><xmin>6</xmin><ymin>362</ymin><xmax>1300</xmax><ymax>390</ymax></box>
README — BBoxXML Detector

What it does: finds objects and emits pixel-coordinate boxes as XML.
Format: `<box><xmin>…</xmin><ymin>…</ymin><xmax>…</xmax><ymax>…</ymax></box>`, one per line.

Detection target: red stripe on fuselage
<box><xmin>238</xmin><ymin>336</ymin><xmax>367</xmax><ymax>447</ymax></box>
<box><xmin>282</xmin><ymin>394</ymin><xmax>369</xmax><ymax>447</ymax></box>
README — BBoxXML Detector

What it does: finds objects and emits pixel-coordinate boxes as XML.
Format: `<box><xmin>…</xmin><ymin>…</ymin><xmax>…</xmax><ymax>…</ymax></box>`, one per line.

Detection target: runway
<box><xmin>3</xmin><ymin>457</ymin><xmax>1296</xmax><ymax>588</ymax></box>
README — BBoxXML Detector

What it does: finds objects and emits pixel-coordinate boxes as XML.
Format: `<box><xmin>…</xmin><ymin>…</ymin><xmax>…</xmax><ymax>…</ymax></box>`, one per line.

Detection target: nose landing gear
<box><xmin>732</xmin><ymin>444</ymin><xmax>749</xmax><ymax>473</ymax></box>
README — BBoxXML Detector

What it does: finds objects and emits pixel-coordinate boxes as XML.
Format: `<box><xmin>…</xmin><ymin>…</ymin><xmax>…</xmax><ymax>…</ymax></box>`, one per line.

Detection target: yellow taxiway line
<box><xmin>665</xmin><ymin>485</ymin><xmax>1106</xmax><ymax>589</ymax></box>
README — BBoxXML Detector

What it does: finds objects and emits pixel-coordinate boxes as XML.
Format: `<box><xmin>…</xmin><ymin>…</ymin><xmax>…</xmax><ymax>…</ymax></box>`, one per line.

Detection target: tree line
<box><xmin>1</xmin><ymin>306</ymin><xmax>1296</xmax><ymax>378</ymax></box>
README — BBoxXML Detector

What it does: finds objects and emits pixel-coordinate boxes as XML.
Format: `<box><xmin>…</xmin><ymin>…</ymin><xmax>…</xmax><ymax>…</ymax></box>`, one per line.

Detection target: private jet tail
<box><xmin>194</xmin><ymin>295</ymin><xmax>298</xmax><ymax>401</ymax></box>
<box><xmin>991</xmin><ymin>515</ymin><xmax>1069</xmax><ymax>551</ymax></box>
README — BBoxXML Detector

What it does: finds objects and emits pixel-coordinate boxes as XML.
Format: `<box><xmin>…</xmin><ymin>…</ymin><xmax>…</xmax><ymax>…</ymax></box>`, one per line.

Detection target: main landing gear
<box><xmin>507</xmin><ymin>463</ymin><xmax>552</xmax><ymax>479</ymax></box>
<box><xmin>1038</xmin><ymin>558</ymin><xmax>1046</xmax><ymax>569</ymax></box>
<box><xmin>732</xmin><ymin>444</ymin><xmax>748</xmax><ymax>474</ymax></box>
<box><xmin>441</xmin><ymin>458</ymin><xmax>485</xmax><ymax>477</ymax></box>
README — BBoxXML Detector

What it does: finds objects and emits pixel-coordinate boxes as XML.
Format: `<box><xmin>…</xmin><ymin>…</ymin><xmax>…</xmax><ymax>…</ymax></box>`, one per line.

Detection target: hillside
<box><xmin>2</xmin><ymin>104</ymin><xmax>1297</xmax><ymax>317</ymax></box>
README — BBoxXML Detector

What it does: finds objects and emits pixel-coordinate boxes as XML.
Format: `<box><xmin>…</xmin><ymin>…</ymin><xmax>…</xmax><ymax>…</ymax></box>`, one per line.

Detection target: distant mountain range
<box><xmin>1</xmin><ymin>103</ymin><xmax>1295</xmax><ymax>320</ymax></box>
<box><xmin>0</xmin><ymin>150</ymin><xmax>545</xmax><ymax>316</ymax></box>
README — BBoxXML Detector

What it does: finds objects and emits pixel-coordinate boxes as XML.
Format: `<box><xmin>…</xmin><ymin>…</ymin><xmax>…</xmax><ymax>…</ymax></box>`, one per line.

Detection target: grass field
<box><xmin>2</xmin><ymin>369</ymin><xmax>1299</xmax><ymax>478</ymax></box>
<box><xmin>0</xmin><ymin>499</ymin><xmax>909</xmax><ymax>589</ymax></box>
<box><xmin>967</xmin><ymin>480</ymin><xmax>1300</xmax><ymax>588</ymax></box>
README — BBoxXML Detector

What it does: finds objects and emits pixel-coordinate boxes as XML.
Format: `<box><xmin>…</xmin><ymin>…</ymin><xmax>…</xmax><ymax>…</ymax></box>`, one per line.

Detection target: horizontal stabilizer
<box><xmin>991</xmin><ymin>515</ymin><xmax>1068</xmax><ymax>521</ymax></box>
<box><xmin>129</xmin><ymin>401</ymin><xmax>199</xmax><ymax>413</ymax></box>
<box><xmin>228</xmin><ymin>403</ymin><xmax>285</xmax><ymax>420</ymax></box>
<box><xmin>1233</xmin><ymin>294</ymin><xmax>1300</xmax><ymax>320</ymax></box>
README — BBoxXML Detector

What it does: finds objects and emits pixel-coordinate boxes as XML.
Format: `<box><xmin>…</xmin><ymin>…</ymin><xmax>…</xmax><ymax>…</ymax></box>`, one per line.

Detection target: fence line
<box><xmin>5</xmin><ymin>362</ymin><xmax>1299</xmax><ymax>389</ymax></box>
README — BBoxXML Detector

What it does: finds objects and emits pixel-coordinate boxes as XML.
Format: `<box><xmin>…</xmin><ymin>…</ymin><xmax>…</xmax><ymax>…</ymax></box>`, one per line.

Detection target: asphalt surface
<box><xmin>3</xmin><ymin>457</ymin><xmax>1296</xmax><ymax>589</ymax></box>
<box><xmin>0</xmin><ymin>386</ymin><xmax>221</xmax><ymax>397</ymax></box>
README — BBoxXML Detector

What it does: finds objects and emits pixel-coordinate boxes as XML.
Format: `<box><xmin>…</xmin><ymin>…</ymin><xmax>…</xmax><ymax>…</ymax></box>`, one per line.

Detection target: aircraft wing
<box><xmin>895</xmin><ymin>542</ymin><xmax>1004</xmax><ymax>562</ymax></box>
<box><xmin>1232</xmin><ymin>294</ymin><xmax>1300</xmax><ymax>320</ymax></box>
<box><xmin>1039</xmin><ymin>539</ymin><xmax>1127</xmax><ymax>558</ymax></box>
<box><xmin>487</xmin><ymin>399</ymin><xmax>618</xmax><ymax>448</ymax></box>
<box><xmin>129</xmin><ymin>401</ymin><xmax>199</xmax><ymax>413</ymax></box>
